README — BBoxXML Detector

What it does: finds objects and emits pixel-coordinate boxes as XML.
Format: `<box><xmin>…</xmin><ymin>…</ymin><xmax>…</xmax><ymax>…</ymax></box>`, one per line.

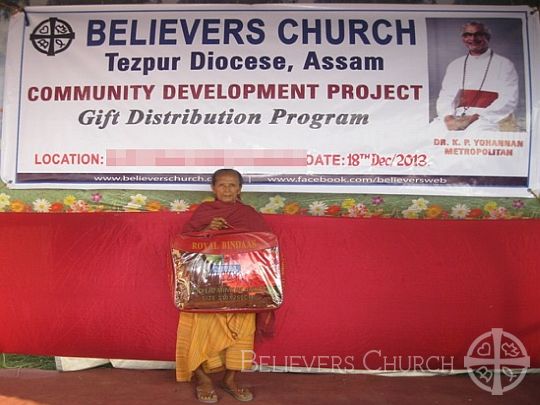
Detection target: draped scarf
<box><xmin>182</xmin><ymin>200</ymin><xmax>270</xmax><ymax>233</ymax></box>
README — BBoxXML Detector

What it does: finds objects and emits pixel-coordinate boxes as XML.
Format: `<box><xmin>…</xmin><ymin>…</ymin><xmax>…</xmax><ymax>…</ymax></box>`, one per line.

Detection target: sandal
<box><xmin>220</xmin><ymin>384</ymin><xmax>253</xmax><ymax>402</ymax></box>
<box><xmin>196</xmin><ymin>385</ymin><xmax>218</xmax><ymax>404</ymax></box>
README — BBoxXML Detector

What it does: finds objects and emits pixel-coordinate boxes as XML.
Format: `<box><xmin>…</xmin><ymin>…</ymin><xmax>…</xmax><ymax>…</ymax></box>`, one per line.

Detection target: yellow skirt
<box><xmin>175</xmin><ymin>312</ymin><xmax>256</xmax><ymax>382</ymax></box>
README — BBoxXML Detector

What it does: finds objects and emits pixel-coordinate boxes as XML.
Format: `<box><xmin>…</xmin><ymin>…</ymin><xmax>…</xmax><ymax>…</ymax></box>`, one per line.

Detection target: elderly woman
<box><xmin>176</xmin><ymin>168</ymin><xmax>271</xmax><ymax>403</ymax></box>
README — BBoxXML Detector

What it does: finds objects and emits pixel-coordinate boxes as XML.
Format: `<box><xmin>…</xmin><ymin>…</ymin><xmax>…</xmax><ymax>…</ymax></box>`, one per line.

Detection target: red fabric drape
<box><xmin>1</xmin><ymin>213</ymin><xmax>538</xmax><ymax>369</ymax></box>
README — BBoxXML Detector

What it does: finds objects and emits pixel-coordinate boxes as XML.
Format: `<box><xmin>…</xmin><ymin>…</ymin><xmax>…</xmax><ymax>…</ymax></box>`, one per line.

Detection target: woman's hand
<box><xmin>206</xmin><ymin>217</ymin><xmax>231</xmax><ymax>230</ymax></box>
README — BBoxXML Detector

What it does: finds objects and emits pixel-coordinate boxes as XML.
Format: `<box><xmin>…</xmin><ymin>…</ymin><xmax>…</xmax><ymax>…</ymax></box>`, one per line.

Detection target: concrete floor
<box><xmin>0</xmin><ymin>368</ymin><xmax>539</xmax><ymax>405</ymax></box>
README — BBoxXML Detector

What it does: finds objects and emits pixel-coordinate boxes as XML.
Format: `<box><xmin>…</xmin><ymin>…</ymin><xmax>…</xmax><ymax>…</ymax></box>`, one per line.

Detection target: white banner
<box><xmin>1</xmin><ymin>4</ymin><xmax>539</xmax><ymax>195</ymax></box>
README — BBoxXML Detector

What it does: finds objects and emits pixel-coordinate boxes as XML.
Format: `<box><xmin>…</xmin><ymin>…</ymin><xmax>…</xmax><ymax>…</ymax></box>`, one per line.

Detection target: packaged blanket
<box><xmin>171</xmin><ymin>231</ymin><xmax>283</xmax><ymax>312</ymax></box>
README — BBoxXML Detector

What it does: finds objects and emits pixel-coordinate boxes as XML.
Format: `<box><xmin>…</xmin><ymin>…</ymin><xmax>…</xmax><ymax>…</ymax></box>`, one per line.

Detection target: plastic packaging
<box><xmin>171</xmin><ymin>231</ymin><xmax>283</xmax><ymax>312</ymax></box>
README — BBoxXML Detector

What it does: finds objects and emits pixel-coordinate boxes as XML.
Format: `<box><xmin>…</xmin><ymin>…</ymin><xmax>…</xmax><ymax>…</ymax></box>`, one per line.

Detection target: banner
<box><xmin>1</xmin><ymin>4</ymin><xmax>539</xmax><ymax>196</ymax></box>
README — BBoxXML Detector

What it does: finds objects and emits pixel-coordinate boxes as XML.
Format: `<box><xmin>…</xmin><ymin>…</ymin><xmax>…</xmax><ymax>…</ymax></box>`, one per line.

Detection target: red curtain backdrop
<box><xmin>1</xmin><ymin>212</ymin><xmax>538</xmax><ymax>370</ymax></box>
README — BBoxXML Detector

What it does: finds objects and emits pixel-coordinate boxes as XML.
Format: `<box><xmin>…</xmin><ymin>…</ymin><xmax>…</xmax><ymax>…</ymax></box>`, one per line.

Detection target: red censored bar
<box><xmin>106</xmin><ymin>149</ymin><xmax>307</xmax><ymax>167</ymax></box>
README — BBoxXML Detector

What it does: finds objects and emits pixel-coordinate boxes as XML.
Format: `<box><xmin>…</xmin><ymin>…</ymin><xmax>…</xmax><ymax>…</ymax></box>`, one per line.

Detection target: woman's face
<box><xmin>212</xmin><ymin>173</ymin><xmax>242</xmax><ymax>203</ymax></box>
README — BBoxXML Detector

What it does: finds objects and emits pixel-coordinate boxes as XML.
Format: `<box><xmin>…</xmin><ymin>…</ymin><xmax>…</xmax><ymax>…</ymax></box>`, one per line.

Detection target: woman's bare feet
<box><xmin>194</xmin><ymin>367</ymin><xmax>218</xmax><ymax>403</ymax></box>
<box><xmin>221</xmin><ymin>370</ymin><xmax>253</xmax><ymax>402</ymax></box>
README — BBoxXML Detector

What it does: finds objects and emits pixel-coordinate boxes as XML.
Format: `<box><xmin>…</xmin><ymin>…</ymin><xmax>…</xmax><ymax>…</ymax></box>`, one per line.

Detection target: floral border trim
<box><xmin>1</xmin><ymin>186</ymin><xmax>540</xmax><ymax>220</ymax></box>
<box><xmin>258</xmin><ymin>195</ymin><xmax>535</xmax><ymax>219</ymax></box>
